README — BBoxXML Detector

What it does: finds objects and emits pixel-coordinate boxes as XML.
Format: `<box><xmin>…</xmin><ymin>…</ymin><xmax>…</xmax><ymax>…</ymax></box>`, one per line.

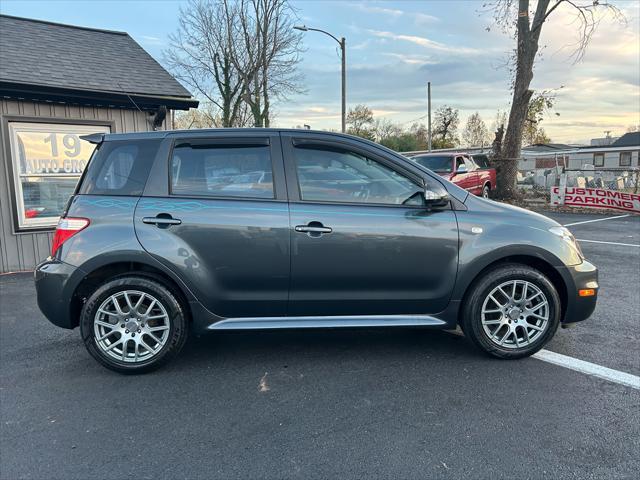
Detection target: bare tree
<box><xmin>165</xmin><ymin>0</ymin><xmax>251</xmax><ymax>127</ymax></box>
<box><xmin>236</xmin><ymin>0</ymin><xmax>304</xmax><ymax>127</ymax></box>
<box><xmin>433</xmin><ymin>105</ymin><xmax>460</xmax><ymax>148</ymax></box>
<box><xmin>488</xmin><ymin>0</ymin><xmax>623</xmax><ymax>198</ymax></box>
<box><xmin>165</xmin><ymin>0</ymin><xmax>303</xmax><ymax>128</ymax></box>
<box><xmin>346</xmin><ymin>104</ymin><xmax>375</xmax><ymax>139</ymax></box>
<box><xmin>462</xmin><ymin>112</ymin><xmax>491</xmax><ymax>148</ymax></box>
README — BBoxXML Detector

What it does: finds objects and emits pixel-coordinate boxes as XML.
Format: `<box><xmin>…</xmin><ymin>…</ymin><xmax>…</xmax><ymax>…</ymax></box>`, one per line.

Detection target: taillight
<box><xmin>51</xmin><ymin>217</ymin><xmax>90</xmax><ymax>257</ymax></box>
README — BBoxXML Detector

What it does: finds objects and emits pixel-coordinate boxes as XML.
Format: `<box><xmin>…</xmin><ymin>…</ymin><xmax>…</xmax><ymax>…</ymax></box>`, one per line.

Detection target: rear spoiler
<box><xmin>80</xmin><ymin>133</ymin><xmax>106</xmax><ymax>144</ymax></box>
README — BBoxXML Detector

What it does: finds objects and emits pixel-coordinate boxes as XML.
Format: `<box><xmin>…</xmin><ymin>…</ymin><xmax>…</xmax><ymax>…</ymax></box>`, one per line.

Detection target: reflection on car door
<box><xmin>282</xmin><ymin>133</ymin><xmax>459</xmax><ymax>317</ymax></box>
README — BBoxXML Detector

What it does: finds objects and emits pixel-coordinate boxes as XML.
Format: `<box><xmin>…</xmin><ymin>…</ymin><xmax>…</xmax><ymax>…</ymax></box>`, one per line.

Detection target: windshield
<box><xmin>411</xmin><ymin>155</ymin><xmax>453</xmax><ymax>173</ymax></box>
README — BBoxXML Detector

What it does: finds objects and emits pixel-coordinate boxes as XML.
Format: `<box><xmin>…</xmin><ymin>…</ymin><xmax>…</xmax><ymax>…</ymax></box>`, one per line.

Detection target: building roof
<box><xmin>611</xmin><ymin>131</ymin><xmax>640</xmax><ymax>147</ymax></box>
<box><xmin>523</xmin><ymin>143</ymin><xmax>577</xmax><ymax>152</ymax></box>
<box><xmin>0</xmin><ymin>15</ymin><xmax>197</xmax><ymax>110</ymax></box>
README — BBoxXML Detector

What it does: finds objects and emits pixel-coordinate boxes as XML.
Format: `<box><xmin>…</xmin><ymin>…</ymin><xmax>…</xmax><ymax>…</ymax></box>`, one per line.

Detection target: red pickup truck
<box><xmin>407</xmin><ymin>152</ymin><xmax>496</xmax><ymax>198</ymax></box>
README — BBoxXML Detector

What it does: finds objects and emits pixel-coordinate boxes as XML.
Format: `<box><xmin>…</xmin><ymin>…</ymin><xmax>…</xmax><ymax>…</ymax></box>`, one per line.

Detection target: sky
<box><xmin>1</xmin><ymin>0</ymin><xmax>639</xmax><ymax>144</ymax></box>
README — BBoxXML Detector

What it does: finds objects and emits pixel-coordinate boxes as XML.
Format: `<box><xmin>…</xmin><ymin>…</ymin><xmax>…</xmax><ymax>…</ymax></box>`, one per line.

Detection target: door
<box><xmin>453</xmin><ymin>155</ymin><xmax>478</xmax><ymax>193</ymax></box>
<box><xmin>282</xmin><ymin>134</ymin><xmax>459</xmax><ymax>317</ymax></box>
<box><xmin>135</xmin><ymin>133</ymin><xmax>290</xmax><ymax>318</ymax></box>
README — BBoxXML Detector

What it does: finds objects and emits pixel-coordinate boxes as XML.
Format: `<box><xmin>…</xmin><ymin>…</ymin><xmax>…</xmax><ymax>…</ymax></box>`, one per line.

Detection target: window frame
<box><xmin>165</xmin><ymin>135</ymin><xmax>286</xmax><ymax>202</ymax></box>
<box><xmin>619</xmin><ymin>151</ymin><xmax>632</xmax><ymax>167</ymax></box>
<box><xmin>3</xmin><ymin>118</ymin><xmax>112</xmax><ymax>232</ymax></box>
<box><xmin>593</xmin><ymin>153</ymin><xmax>605</xmax><ymax>167</ymax></box>
<box><xmin>282</xmin><ymin>135</ymin><xmax>446</xmax><ymax>209</ymax></box>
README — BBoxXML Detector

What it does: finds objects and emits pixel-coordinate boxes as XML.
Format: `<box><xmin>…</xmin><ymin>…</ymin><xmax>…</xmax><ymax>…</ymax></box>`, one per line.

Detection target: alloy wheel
<box><xmin>480</xmin><ymin>280</ymin><xmax>549</xmax><ymax>349</ymax></box>
<box><xmin>93</xmin><ymin>290</ymin><xmax>171</xmax><ymax>363</ymax></box>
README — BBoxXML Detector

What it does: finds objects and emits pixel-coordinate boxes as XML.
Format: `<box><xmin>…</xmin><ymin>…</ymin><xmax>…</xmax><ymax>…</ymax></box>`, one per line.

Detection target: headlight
<box><xmin>549</xmin><ymin>226</ymin><xmax>584</xmax><ymax>259</ymax></box>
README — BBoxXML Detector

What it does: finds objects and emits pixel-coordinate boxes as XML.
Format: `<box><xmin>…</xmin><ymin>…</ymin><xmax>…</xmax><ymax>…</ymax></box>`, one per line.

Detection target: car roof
<box><xmin>411</xmin><ymin>152</ymin><xmax>467</xmax><ymax>157</ymax></box>
<box><xmin>97</xmin><ymin>128</ymin><xmax>367</xmax><ymax>142</ymax></box>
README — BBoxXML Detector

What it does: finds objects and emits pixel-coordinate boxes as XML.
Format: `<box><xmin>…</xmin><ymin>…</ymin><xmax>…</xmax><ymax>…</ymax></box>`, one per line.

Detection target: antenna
<box><xmin>116</xmin><ymin>81</ymin><xmax>143</xmax><ymax>113</ymax></box>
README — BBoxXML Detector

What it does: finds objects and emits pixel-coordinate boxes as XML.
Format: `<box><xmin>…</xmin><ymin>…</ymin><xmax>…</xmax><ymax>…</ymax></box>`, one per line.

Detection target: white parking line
<box><xmin>533</xmin><ymin>350</ymin><xmax>640</xmax><ymax>390</ymax></box>
<box><xmin>444</xmin><ymin>329</ymin><xmax>640</xmax><ymax>390</ymax></box>
<box><xmin>576</xmin><ymin>238</ymin><xmax>640</xmax><ymax>248</ymax></box>
<box><xmin>563</xmin><ymin>214</ymin><xmax>630</xmax><ymax>227</ymax></box>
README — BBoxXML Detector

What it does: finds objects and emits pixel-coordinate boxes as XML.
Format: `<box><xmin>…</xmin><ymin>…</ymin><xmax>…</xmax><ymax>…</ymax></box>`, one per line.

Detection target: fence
<box><xmin>517</xmin><ymin>166</ymin><xmax>639</xmax><ymax>194</ymax></box>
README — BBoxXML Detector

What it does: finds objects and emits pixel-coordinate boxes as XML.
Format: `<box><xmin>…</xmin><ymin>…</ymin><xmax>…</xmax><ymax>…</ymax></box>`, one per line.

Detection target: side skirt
<box><xmin>207</xmin><ymin>315</ymin><xmax>447</xmax><ymax>331</ymax></box>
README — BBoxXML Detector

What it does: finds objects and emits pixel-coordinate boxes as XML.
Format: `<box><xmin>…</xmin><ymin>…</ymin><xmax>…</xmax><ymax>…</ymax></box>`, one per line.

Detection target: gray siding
<box><xmin>0</xmin><ymin>99</ymin><xmax>172</xmax><ymax>272</ymax></box>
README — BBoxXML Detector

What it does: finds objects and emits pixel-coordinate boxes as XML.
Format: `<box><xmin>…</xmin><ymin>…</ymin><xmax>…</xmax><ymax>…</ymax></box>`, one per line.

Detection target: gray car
<box><xmin>34</xmin><ymin>129</ymin><xmax>598</xmax><ymax>373</ymax></box>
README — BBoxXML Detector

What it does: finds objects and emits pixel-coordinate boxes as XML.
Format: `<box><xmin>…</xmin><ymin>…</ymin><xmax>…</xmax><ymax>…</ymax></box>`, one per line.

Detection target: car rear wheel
<box><xmin>80</xmin><ymin>276</ymin><xmax>188</xmax><ymax>374</ymax></box>
<box><xmin>461</xmin><ymin>264</ymin><xmax>560</xmax><ymax>359</ymax></box>
<box><xmin>482</xmin><ymin>184</ymin><xmax>490</xmax><ymax>198</ymax></box>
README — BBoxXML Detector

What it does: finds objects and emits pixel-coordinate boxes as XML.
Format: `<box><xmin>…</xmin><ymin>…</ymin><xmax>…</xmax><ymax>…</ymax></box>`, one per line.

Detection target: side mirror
<box><xmin>456</xmin><ymin>163</ymin><xmax>468</xmax><ymax>174</ymax></box>
<box><xmin>424</xmin><ymin>188</ymin><xmax>449</xmax><ymax>208</ymax></box>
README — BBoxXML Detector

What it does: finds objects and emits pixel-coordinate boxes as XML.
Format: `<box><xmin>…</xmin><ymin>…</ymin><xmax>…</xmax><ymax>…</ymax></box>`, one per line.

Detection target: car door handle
<box><xmin>142</xmin><ymin>215</ymin><xmax>182</xmax><ymax>227</ymax></box>
<box><xmin>295</xmin><ymin>222</ymin><xmax>332</xmax><ymax>236</ymax></box>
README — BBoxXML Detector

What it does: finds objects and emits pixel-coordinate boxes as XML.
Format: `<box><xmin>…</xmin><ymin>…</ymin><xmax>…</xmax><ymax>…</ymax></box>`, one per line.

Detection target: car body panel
<box><xmin>33</xmin><ymin>129</ymin><xmax>598</xmax><ymax>335</ymax></box>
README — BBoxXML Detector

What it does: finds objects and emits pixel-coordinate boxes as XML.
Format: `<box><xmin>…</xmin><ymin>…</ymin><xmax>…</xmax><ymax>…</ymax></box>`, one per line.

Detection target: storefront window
<box><xmin>8</xmin><ymin>122</ymin><xmax>111</xmax><ymax>229</ymax></box>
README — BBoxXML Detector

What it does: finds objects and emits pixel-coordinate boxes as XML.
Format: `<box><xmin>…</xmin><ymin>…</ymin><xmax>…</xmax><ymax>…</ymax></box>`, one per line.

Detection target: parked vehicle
<box><xmin>408</xmin><ymin>153</ymin><xmax>496</xmax><ymax>198</ymax></box>
<box><xmin>35</xmin><ymin>130</ymin><xmax>598</xmax><ymax>373</ymax></box>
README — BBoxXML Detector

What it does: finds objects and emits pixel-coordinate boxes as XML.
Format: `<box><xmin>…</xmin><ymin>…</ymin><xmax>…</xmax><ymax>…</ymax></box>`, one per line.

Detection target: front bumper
<box><xmin>34</xmin><ymin>259</ymin><xmax>84</xmax><ymax>329</ymax></box>
<box><xmin>560</xmin><ymin>259</ymin><xmax>599</xmax><ymax>324</ymax></box>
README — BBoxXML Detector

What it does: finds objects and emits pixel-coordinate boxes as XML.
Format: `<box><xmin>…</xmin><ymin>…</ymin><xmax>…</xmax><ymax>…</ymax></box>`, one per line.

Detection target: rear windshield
<box><xmin>411</xmin><ymin>155</ymin><xmax>453</xmax><ymax>173</ymax></box>
<box><xmin>79</xmin><ymin>139</ymin><xmax>160</xmax><ymax>196</ymax></box>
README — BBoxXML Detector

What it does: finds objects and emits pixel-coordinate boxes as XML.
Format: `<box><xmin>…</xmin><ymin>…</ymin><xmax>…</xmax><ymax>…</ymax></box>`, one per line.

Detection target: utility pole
<box><xmin>427</xmin><ymin>82</ymin><xmax>432</xmax><ymax>152</ymax></box>
<box><xmin>341</xmin><ymin>37</ymin><xmax>346</xmax><ymax>134</ymax></box>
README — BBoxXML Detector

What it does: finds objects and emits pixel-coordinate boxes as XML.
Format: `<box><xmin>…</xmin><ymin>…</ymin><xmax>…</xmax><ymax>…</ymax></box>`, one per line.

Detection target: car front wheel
<box><xmin>482</xmin><ymin>184</ymin><xmax>490</xmax><ymax>198</ymax></box>
<box><xmin>461</xmin><ymin>264</ymin><xmax>560</xmax><ymax>359</ymax></box>
<box><xmin>80</xmin><ymin>276</ymin><xmax>188</xmax><ymax>374</ymax></box>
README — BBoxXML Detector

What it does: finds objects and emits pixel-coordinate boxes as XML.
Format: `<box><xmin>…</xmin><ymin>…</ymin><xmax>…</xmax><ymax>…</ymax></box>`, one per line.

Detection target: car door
<box><xmin>282</xmin><ymin>133</ymin><xmax>459</xmax><ymax>317</ymax></box>
<box><xmin>134</xmin><ymin>132</ymin><xmax>290</xmax><ymax>318</ymax></box>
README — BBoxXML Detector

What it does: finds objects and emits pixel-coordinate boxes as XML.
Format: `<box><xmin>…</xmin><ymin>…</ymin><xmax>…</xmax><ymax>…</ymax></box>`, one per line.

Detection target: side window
<box><xmin>171</xmin><ymin>144</ymin><xmax>273</xmax><ymax>199</ymax></box>
<box><xmin>593</xmin><ymin>153</ymin><xmax>604</xmax><ymax>167</ymax></box>
<box><xmin>619</xmin><ymin>152</ymin><xmax>631</xmax><ymax>167</ymax></box>
<box><xmin>80</xmin><ymin>140</ymin><xmax>160</xmax><ymax>196</ymax></box>
<box><xmin>455</xmin><ymin>157</ymin><xmax>466</xmax><ymax>171</ymax></box>
<box><xmin>292</xmin><ymin>146</ymin><xmax>423</xmax><ymax>206</ymax></box>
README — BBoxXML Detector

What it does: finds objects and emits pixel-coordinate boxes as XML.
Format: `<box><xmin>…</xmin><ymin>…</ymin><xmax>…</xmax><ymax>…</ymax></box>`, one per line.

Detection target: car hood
<box><xmin>463</xmin><ymin>194</ymin><xmax>560</xmax><ymax>229</ymax></box>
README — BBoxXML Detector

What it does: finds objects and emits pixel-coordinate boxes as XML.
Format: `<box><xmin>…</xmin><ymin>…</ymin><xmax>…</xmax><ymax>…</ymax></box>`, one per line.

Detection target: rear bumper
<box><xmin>560</xmin><ymin>260</ymin><xmax>599</xmax><ymax>324</ymax></box>
<box><xmin>34</xmin><ymin>259</ymin><xmax>84</xmax><ymax>329</ymax></box>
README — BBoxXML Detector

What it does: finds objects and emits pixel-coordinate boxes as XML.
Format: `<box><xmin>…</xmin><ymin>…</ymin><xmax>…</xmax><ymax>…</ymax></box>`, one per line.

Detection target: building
<box><xmin>0</xmin><ymin>15</ymin><xmax>197</xmax><ymax>272</ymax></box>
<box><xmin>521</xmin><ymin>132</ymin><xmax>640</xmax><ymax>171</ymax></box>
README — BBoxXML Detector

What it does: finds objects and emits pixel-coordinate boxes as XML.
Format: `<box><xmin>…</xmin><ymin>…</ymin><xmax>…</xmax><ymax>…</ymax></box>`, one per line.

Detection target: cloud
<box><xmin>351</xmin><ymin>3</ymin><xmax>404</xmax><ymax>17</ymax></box>
<box><xmin>367</xmin><ymin>29</ymin><xmax>482</xmax><ymax>55</ymax></box>
<box><xmin>382</xmin><ymin>53</ymin><xmax>436</xmax><ymax>65</ymax></box>
<box><xmin>139</xmin><ymin>35</ymin><xmax>165</xmax><ymax>46</ymax></box>
<box><xmin>347</xmin><ymin>2</ymin><xmax>438</xmax><ymax>24</ymax></box>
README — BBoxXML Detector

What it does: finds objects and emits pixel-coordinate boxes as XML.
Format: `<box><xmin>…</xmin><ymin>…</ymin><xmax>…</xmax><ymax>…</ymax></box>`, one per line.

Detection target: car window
<box><xmin>293</xmin><ymin>146</ymin><xmax>423</xmax><ymax>206</ymax></box>
<box><xmin>455</xmin><ymin>157</ymin><xmax>466</xmax><ymax>171</ymax></box>
<box><xmin>411</xmin><ymin>155</ymin><xmax>453</xmax><ymax>173</ymax></box>
<box><xmin>464</xmin><ymin>157</ymin><xmax>477</xmax><ymax>171</ymax></box>
<box><xmin>473</xmin><ymin>155</ymin><xmax>490</xmax><ymax>169</ymax></box>
<box><xmin>80</xmin><ymin>140</ymin><xmax>160</xmax><ymax>196</ymax></box>
<box><xmin>171</xmin><ymin>144</ymin><xmax>274</xmax><ymax>199</ymax></box>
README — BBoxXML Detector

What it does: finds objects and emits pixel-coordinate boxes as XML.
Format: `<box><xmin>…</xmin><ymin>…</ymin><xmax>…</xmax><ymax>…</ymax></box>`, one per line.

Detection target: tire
<box><xmin>482</xmin><ymin>184</ymin><xmax>490</xmax><ymax>199</ymax></box>
<box><xmin>80</xmin><ymin>276</ymin><xmax>188</xmax><ymax>374</ymax></box>
<box><xmin>461</xmin><ymin>264</ymin><xmax>560</xmax><ymax>359</ymax></box>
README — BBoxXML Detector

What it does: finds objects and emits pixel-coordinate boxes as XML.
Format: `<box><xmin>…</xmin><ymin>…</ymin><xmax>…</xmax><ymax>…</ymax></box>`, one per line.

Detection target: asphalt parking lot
<box><xmin>1</xmin><ymin>211</ymin><xmax>638</xmax><ymax>480</ymax></box>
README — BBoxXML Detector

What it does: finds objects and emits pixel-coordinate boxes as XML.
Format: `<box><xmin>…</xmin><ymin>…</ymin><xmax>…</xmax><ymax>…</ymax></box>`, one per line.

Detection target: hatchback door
<box><xmin>134</xmin><ymin>132</ymin><xmax>290</xmax><ymax>318</ymax></box>
<box><xmin>282</xmin><ymin>133</ymin><xmax>459</xmax><ymax>317</ymax></box>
